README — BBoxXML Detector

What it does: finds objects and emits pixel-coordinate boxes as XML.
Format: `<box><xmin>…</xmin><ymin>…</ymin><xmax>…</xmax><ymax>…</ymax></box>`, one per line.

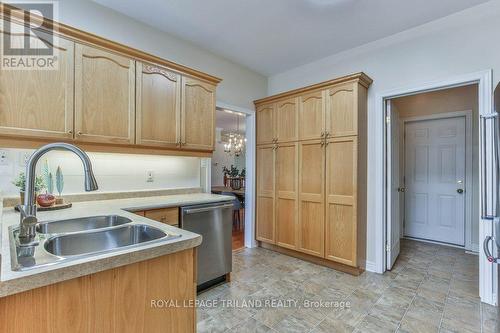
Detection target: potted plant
<box><xmin>12</xmin><ymin>172</ymin><xmax>45</xmax><ymax>204</ymax></box>
<box><xmin>223</xmin><ymin>165</ymin><xmax>244</xmax><ymax>190</ymax></box>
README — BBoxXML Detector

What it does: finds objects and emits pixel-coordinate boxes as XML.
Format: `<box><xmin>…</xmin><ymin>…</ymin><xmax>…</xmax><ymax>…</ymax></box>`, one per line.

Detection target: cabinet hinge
<box><xmin>386</xmin><ymin>244</ymin><xmax>391</xmax><ymax>252</ymax></box>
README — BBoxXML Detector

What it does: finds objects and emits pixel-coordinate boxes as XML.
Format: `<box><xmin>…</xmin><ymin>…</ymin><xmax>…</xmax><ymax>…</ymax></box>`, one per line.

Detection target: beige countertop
<box><xmin>0</xmin><ymin>193</ymin><xmax>234</xmax><ymax>298</ymax></box>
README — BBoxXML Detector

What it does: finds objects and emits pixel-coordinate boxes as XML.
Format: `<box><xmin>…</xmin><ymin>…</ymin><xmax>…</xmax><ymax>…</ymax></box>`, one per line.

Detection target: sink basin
<box><xmin>44</xmin><ymin>224</ymin><xmax>171</xmax><ymax>257</ymax></box>
<box><xmin>37</xmin><ymin>215</ymin><xmax>132</xmax><ymax>234</ymax></box>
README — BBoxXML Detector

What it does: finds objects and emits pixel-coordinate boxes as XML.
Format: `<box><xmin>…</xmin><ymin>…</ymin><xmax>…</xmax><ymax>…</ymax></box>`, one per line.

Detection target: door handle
<box><xmin>483</xmin><ymin>236</ymin><xmax>498</xmax><ymax>263</ymax></box>
<box><xmin>183</xmin><ymin>204</ymin><xmax>234</xmax><ymax>215</ymax></box>
<box><xmin>397</xmin><ymin>187</ymin><xmax>406</xmax><ymax>193</ymax></box>
<box><xmin>457</xmin><ymin>189</ymin><xmax>464</xmax><ymax>194</ymax></box>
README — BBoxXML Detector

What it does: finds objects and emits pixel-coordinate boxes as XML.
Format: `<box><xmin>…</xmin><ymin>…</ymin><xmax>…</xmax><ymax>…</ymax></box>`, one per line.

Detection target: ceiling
<box><xmin>93</xmin><ymin>0</ymin><xmax>490</xmax><ymax>75</ymax></box>
<box><xmin>216</xmin><ymin>109</ymin><xmax>246</xmax><ymax>132</ymax></box>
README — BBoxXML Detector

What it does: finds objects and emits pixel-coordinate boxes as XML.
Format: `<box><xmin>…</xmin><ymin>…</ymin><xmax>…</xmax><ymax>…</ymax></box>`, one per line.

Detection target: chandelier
<box><xmin>223</xmin><ymin>112</ymin><xmax>246</xmax><ymax>156</ymax></box>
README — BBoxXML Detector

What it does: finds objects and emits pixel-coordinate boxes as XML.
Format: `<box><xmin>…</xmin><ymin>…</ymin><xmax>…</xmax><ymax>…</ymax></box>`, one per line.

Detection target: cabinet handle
<box><xmin>321</xmin><ymin>131</ymin><xmax>325</xmax><ymax>138</ymax></box>
<box><xmin>325</xmin><ymin>131</ymin><xmax>330</xmax><ymax>138</ymax></box>
<box><xmin>68</xmin><ymin>130</ymin><xmax>73</xmax><ymax>134</ymax></box>
<box><xmin>77</xmin><ymin>131</ymin><xmax>82</xmax><ymax>136</ymax></box>
<box><xmin>320</xmin><ymin>141</ymin><xmax>325</xmax><ymax>147</ymax></box>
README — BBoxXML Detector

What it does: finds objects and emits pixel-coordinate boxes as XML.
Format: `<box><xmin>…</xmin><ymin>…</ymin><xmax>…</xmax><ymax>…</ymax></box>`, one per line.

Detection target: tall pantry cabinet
<box><xmin>255</xmin><ymin>73</ymin><xmax>372</xmax><ymax>275</ymax></box>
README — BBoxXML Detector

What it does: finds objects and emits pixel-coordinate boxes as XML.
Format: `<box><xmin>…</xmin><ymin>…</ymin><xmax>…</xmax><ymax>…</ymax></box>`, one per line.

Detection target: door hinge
<box><xmin>386</xmin><ymin>244</ymin><xmax>391</xmax><ymax>252</ymax></box>
<box><xmin>386</xmin><ymin>116</ymin><xmax>391</xmax><ymax>124</ymax></box>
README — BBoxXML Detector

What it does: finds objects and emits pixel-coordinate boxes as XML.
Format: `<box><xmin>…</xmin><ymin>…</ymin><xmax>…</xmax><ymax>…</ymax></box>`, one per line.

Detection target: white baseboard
<box><xmin>365</xmin><ymin>261</ymin><xmax>377</xmax><ymax>273</ymax></box>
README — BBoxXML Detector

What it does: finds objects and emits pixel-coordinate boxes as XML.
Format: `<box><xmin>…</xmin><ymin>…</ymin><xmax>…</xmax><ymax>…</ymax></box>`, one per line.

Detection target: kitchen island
<box><xmin>0</xmin><ymin>193</ymin><xmax>233</xmax><ymax>333</ymax></box>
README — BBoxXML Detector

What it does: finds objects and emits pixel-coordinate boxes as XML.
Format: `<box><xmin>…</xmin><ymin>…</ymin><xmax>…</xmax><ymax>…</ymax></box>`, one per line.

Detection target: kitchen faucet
<box><xmin>17</xmin><ymin>143</ymin><xmax>98</xmax><ymax>245</ymax></box>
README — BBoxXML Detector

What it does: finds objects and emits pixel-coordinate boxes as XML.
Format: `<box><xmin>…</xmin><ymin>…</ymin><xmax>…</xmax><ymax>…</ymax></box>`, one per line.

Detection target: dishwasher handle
<box><xmin>183</xmin><ymin>203</ymin><xmax>234</xmax><ymax>215</ymax></box>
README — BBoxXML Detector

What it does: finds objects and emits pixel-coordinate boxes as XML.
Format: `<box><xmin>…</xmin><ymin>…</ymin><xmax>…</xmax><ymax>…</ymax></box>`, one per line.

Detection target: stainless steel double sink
<box><xmin>9</xmin><ymin>215</ymin><xmax>181</xmax><ymax>271</ymax></box>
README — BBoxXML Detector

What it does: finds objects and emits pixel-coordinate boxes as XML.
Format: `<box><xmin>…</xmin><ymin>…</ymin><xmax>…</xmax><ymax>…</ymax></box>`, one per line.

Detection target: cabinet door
<box><xmin>256</xmin><ymin>104</ymin><xmax>275</xmax><ymax>145</ymax></box>
<box><xmin>144</xmin><ymin>207</ymin><xmax>179</xmax><ymax>227</ymax></box>
<box><xmin>0</xmin><ymin>28</ymin><xmax>74</xmax><ymax>139</ymax></box>
<box><xmin>180</xmin><ymin>77</ymin><xmax>215</xmax><ymax>151</ymax></box>
<box><xmin>326</xmin><ymin>82</ymin><xmax>357</xmax><ymax>138</ymax></box>
<box><xmin>136</xmin><ymin>62</ymin><xmax>181</xmax><ymax>148</ymax></box>
<box><xmin>275</xmin><ymin>98</ymin><xmax>298</xmax><ymax>142</ymax></box>
<box><xmin>75</xmin><ymin>44</ymin><xmax>135</xmax><ymax>145</ymax></box>
<box><xmin>299</xmin><ymin>90</ymin><xmax>325</xmax><ymax>141</ymax></box>
<box><xmin>276</xmin><ymin>142</ymin><xmax>298</xmax><ymax>249</ymax></box>
<box><xmin>298</xmin><ymin>140</ymin><xmax>325</xmax><ymax>257</ymax></box>
<box><xmin>325</xmin><ymin>137</ymin><xmax>357</xmax><ymax>266</ymax></box>
<box><xmin>256</xmin><ymin>145</ymin><xmax>276</xmax><ymax>244</ymax></box>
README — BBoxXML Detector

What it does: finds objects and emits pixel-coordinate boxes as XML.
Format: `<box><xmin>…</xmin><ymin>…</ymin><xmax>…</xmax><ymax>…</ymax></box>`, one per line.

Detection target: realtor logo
<box><xmin>1</xmin><ymin>1</ymin><xmax>59</xmax><ymax>70</ymax></box>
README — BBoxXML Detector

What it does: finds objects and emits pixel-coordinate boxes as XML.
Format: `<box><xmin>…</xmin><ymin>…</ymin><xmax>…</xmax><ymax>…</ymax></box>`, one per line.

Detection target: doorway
<box><xmin>377</xmin><ymin>70</ymin><xmax>497</xmax><ymax>306</ymax></box>
<box><xmin>387</xmin><ymin>85</ymin><xmax>478</xmax><ymax>264</ymax></box>
<box><xmin>212</xmin><ymin>107</ymin><xmax>247</xmax><ymax>251</ymax></box>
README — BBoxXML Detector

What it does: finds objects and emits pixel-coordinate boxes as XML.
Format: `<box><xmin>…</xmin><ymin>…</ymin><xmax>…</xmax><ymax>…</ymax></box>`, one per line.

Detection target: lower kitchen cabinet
<box><xmin>275</xmin><ymin>142</ymin><xmax>299</xmax><ymax>250</ymax></box>
<box><xmin>0</xmin><ymin>249</ymin><xmax>197</xmax><ymax>333</ymax></box>
<box><xmin>298</xmin><ymin>139</ymin><xmax>325</xmax><ymax>258</ymax></box>
<box><xmin>144</xmin><ymin>207</ymin><xmax>180</xmax><ymax>227</ymax></box>
<box><xmin>256</xmin><ymin>145</ymin><xmax>276</xmax><ymax>243</ymax></box>
<box><xmin>325</xmin><ymin>137</ymin><xmax>359</xmax><ymax>266</ymax></box>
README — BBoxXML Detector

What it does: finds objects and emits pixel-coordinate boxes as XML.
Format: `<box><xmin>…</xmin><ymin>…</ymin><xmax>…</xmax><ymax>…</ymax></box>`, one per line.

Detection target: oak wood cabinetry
<box><xmin>256</xmin><ymin>104</ymin><xmax>275</xmax><ymax>145</ymax></box>
<box><xmin>134</xmin><ymin>207</ymin><xmax>180</xmax><ymax>227</ymax></box>
<box><xmin>0</xmin><ymin>9</ymin><xmax>221</xmax><ymax>156</ymax></box>
<box><xmin>136</xmin><ymin>62</ymin><xmax>181</xmax><ymax>148</ymax></box>
<box><xmin>275</xmin><ymin>142</ymin><xmax>298</xmax><ymax>249</ymax></box>
<box><xmin>75</xmin><ymin>44</ymin><xmax>136</xmax><ymax>145</ymax></box>
<box><xmin>298</xmin><ymin>139</ymin><xmax>325</xmax><ymax>257</ymax></box>
<box><xmin>254</xmin><ymin>73</ymin><xmax>371</xmax><ymax>275</ymax></box>
<box><xmin>0</xmin><ymin>27</ymin><xmax>74</xmax><ymax>140</ymax></box>
<box><xmin>275</xmin><ymin>98</ymin><xmax>298</xmax><ymax>142</ymax></box>
<box><xmin>298</xmin><ymin>90</ymin><xmax>325</xmax><ymax>141</ymax></box>
<box><xmin>181</xmin><ymin>77</ymin><xmax>216</xmax><ymax>151</ymax></box>
<box><xmin>0</xmin><ymin>249</ymin><xmax>197</xmax><ymax>333</ymax></box>
<box><xmin>256</xmin><ymin>144</ymin><xmax>276</xmax><ymax>243</ymax></box>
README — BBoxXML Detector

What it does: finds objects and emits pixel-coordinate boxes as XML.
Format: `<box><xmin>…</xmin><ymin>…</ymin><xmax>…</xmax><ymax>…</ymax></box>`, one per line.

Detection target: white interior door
<box><xmin>386</xmin><ymin>100</ymin><xmax>401</xmax><ymax>270</ymax></box>
<box><xmin>404</xmin><ymin>117</ymin><xmax>466</xmax><ymax>246</ymax></box>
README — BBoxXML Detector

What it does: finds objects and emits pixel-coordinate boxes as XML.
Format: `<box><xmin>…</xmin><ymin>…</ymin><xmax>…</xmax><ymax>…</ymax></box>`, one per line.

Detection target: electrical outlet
<box><xmin>146</xmin><ymin>170</ymin><xmax>154</xmax><ymax>183</ymax></box>
<box><xmin>0</xmin><ymin>150</ymin><xmax>8</xmax><ymax>166</ymax></box>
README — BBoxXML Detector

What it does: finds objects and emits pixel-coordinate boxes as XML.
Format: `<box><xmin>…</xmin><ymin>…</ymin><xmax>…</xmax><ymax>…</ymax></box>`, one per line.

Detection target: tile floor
<box><xmin>197</xmin><ymin>239</ymin><xmax>499</xmax><ymax>333</ymax></box>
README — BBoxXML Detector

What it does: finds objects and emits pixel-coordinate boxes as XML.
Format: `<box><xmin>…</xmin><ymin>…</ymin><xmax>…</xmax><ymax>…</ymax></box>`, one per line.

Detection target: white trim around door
<box><xmin>216</xmin><ymin>101</ymin><xmax>257</xmax><ymax>249</ymax></box>
<box><xmin>374</xmin><ymin>69</ymin><xmax>496</xmax><ymax>306</ymax></box>
<box><xmin>399</xmin><ymin>111</ymin><xmax>474</xmax><ymax>250</ymax></box>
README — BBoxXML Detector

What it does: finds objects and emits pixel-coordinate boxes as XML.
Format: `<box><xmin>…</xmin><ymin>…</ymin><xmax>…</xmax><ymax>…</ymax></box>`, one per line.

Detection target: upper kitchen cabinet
<box><xmin>74</xmin><ymin>44</ymin><xmax>135</xmax><ymax>145</ymax></box>
<box><xmin>136</xmin><ymin>62</ymin><xmax>181</xmax><ymax>148</ymax></box>
<box><xmin>275</xmin><ymin>97</ymin><xmax>298</xmax><ymax>142</ymax></box>
<box><xmin>256</xmin><ymin>103</ymin><xmax>275</xmax><ymax>145</ymax></box>
<box><xmin>181</xmin><ymin>77</ymin><xmax>216</xmax><ymax>151</ymax></box>
<box><xmin>0</xmin><ymin>14</ymin><xmax>220</xmax><ymax>155</ymax></box>
<box><xmin>298</xmin><ymin>90</ymin><xmax>325</xmax><ymax>141</ymax></box>
<box><xmin>0</xmin><ymin>27</ymin><xmax>74</xmax><ymax>140</ymax></box>
<box><xmin>326</xmin><ymin>82</ymin><xmax>358</xmax><ymax>138</ymax></box>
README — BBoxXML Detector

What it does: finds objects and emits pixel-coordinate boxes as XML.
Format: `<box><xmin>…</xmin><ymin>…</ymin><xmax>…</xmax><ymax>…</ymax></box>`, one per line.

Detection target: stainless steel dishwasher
<box><xmin>180</xmin><ymin>202</ymin><xmax>233</xmax><ymax>289</ymax></box>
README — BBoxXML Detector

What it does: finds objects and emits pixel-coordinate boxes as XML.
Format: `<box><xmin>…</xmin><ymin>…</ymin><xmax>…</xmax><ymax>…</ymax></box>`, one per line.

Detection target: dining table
<box><xmin>211</xmin><ymin>186</ymin><xmax>245</xmax><ymax>196</ymax></box>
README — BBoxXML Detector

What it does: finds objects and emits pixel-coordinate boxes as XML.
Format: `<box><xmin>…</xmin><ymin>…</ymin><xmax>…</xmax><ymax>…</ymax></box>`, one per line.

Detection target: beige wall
<box><xmin>392</xmin><ymin>84</ymin><xmax>479</xmax><ymax>250</ymax></box>
<box><xmin>392</xmin><ymin>85</ymin><xmax>478</xmax><ymax>118</ymax></box>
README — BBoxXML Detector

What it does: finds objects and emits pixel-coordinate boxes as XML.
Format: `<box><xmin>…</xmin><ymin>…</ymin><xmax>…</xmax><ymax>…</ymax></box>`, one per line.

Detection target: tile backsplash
<box><xmin>0</xmin><ymin>148</ymin><xmax>201</xmax><ymax>197</ymax></box>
